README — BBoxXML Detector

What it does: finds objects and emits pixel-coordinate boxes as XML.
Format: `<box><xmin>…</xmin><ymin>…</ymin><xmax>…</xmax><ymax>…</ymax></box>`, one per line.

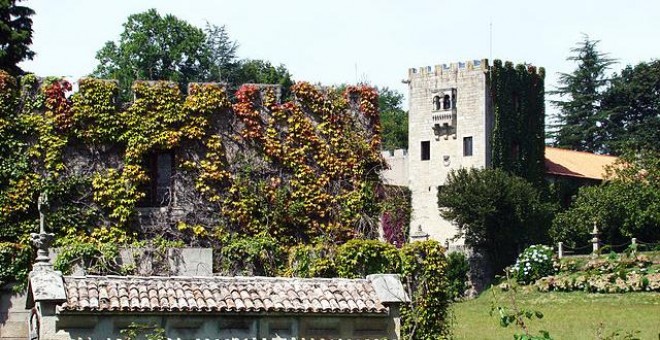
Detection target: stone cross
<box><xmin>31</xmin><ymin>191</ymin><xmax>54</xmax><ymax>267</ymax></box>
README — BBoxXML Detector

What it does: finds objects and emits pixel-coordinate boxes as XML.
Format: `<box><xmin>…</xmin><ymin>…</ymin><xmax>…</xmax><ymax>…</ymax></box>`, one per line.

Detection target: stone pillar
<box><xmin>591</xmin><ymin>222</ymin><xmax>600</xmax><ymax>259</ymax></box>
<box><xmin>558</xmin><ymin>242</ymin><xmax>563</xmax><ymax>259</ymax></box>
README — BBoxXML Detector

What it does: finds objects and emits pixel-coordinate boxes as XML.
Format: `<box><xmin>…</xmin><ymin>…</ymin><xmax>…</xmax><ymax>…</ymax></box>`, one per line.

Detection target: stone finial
<box><xmin>410</xmin><ymin>225</ymin><xmax>429</xmax><ymax>242</ymax></box>
<box><xmin>31</xmin><ymin>191</ymin><xmax>54</xmax><ymax>268</ymax></box>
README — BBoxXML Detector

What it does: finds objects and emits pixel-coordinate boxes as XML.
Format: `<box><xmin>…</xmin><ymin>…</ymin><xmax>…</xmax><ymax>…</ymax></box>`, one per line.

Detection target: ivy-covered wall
<box><xmin>489</xmin><ymin>60</ymin><xmax>546</xmax><ymax>185</ymax></box>
<box><xmin>0</xmin><ymin>70</ymin><xmax>404</xmax><ymax>285</ymax></box>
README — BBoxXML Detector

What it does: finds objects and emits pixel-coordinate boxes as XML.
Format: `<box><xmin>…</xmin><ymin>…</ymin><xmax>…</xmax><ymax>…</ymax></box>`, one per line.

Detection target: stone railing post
<box><xmin>591</xmin><ymin>221</ymin><xmax>600</xmax><ymax>259</ymax></box>
<box><xmin>558</xmin><ymin>242</ymin><xmax>563</xmax><ymax>259</ymax></box>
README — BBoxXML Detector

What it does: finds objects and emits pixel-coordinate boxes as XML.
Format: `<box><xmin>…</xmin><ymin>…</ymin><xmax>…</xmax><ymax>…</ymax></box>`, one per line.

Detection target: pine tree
<box><xmin>0</xmin><ymin>0</ymin><xmax>35</xmax><ymax>75</ymax></box>
<box><xmin>550</xmin><ymin>36</ymin><xmax>615</xmax><ymax>153</ymax></box>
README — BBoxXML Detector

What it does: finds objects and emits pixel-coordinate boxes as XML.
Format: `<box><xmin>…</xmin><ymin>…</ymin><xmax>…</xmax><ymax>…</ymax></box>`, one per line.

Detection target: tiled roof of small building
<box><xmin>59</xmin><ymin>275</ymin><xmax>390</xmax><ymax>315</ymax></box>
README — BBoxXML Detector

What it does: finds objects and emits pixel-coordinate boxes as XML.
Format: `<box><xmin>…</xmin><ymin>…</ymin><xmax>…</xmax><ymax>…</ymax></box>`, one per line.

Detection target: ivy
<box><xmin>380</xmin><ymin>185</ymin><xmax>411</xmax><ymax>247</ymax></box>
<box><xmin>489</xmin><ymin>60</ymin><xmax>546</xmax><ymax>186</ymax></box>
<box><xmin>335</xmin><ymin>239</ymin><xmax>401</xmax><ymax>278</ymax></box>
<box><xmin>0</xmin><ymin>70</ymin><xmax>387</xmax><ymax>287</ymax></box>
<box><xmin>400</xmin><ymin>240</ymin><xmax>451</xmax><ymax>339</ymax></box>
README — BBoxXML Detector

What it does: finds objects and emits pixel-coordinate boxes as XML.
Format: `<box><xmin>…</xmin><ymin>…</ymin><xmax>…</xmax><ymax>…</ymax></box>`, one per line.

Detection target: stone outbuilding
<box><xmin>27</xmin><ymin>268</ymin><xmax>408</xmax><ymax>339</ymax></box>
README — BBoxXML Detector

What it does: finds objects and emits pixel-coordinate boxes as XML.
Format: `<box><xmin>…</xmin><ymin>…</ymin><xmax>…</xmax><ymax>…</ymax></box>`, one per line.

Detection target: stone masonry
<box><xmin>403</xmin><ymin>59</ymin><xmax>492</xmax><ymax>245</ymax></box>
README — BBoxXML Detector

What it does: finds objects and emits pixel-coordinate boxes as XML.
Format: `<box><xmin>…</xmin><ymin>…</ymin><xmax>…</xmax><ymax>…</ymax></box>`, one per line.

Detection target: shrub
<box><xmin>400</xmin><ymin>240</ymin><xmax>451</xmax><ymax>339</ymax></box>
<box><xmin>217</xmin><ymin>233</ymin><xmax>284</xmax><ymax>276</ymax></box>
<box><xmin>287</xmin><ymin>243</ymin><xmax>337</xmax><ymax>278</ymax></box>
<box><xmin>335</xmin><ymin>239</ymin><xmax>400</xmax><ymax>278</ymax></box>
<box><xmin>510</xmin><ymin>245</ymin><xmax>556</xmax><ymax>284</ymax></box>
<box><xmin>446</xmin><ymin>251</ymin><xmax>470</xmax><ymax>299</ymax></box>
<box><xmin>438</xmin><ymin>168</ymin><xmax>555</xmax><ymax>276</ymax></box>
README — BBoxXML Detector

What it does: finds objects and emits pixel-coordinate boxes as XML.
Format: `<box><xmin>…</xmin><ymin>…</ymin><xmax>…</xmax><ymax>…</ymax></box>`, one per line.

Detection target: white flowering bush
<box><xmin>510</xmin><ymin>244</ymin><xmax>556</xmax><ymax>284</ymax></box>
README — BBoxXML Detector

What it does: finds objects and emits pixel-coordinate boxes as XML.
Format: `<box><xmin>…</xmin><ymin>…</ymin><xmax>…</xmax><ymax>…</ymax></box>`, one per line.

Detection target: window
<box><xmin>139</xmin><ymin>152</ymin><xmax>174</xmax><ymax>207</ymax></box>
<box><xmin>421</xmin><ymin>141</ymin><xmax>430</xmax><ymax>161</ymax></box>
<box><xmin>433</xmin><ymin>96</ymin><xmax>441</xmax><ymax>111</ymax></box>
<box><xmin>442</xmin><ymin>95</ymin><xmax>451</xmax><ymax>110</ymax></box>
<box><xmin>463</xmin><ymin>136</ymin><xmax>473</xmax><ymax>156</ymax></box>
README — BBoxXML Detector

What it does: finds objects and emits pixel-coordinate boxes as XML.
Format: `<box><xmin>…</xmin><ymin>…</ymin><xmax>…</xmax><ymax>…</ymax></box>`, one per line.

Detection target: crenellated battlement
<box><xmin>407</xmin><ymin>59</ymin><xmax>545</xmax><ymax>80</ymax></box>
<box><xmin>408</xmin><ymin>59</ymin><xmax>489</xmax><ymax>78</ymax></box>
<box><xmin>381</xmin><ymin>149</ymin><xmax>408</xmax><ymax>158</ymax></box>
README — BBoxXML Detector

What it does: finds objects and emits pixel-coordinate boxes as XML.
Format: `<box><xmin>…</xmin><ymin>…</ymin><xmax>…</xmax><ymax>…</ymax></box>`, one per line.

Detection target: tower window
<box><xmin>442</xmin><ymin>95</ymin><xmax>451</xmax><ymax>110</ymax></box>
<box><xmin>421</xmin><ymin>141</ymin><xmax>430</xmax><ymax>161</ymax></box>
<box><xmin>433</xmin><ymin>96</ymin><xmax>441</xmax><ymax>111</ymax></box>
<box><xmin>463</xmin><ymin>136</ymin><xmax>473</xmax><ymax>156</ymax></box>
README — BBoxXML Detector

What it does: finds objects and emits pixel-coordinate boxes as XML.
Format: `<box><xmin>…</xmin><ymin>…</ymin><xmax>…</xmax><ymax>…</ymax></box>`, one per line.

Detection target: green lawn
<box><xmin>451</xmin><ymin>287</ymin><xmax>660</xmax><ymax>339</ymax></box>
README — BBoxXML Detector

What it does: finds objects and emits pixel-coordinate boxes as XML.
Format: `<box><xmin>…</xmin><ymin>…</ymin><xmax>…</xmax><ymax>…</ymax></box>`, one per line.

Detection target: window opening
<box><xmin>421</xmin><ymin>141</ymin><xmax>430</xmax><ymax>161</ymax></box>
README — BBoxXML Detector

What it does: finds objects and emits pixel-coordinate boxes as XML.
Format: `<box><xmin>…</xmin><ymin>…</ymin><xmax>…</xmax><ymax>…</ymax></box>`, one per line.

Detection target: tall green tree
<box><xmin>551</xmin><ymin>36</ymin><xmax>615</xmax><ymax>153</ymax></box>
<box><xmin>378</xmin><ymin>87</ymin><xmax>408</xmax><ymax>151</ymax></box>
<box><xmin>93</xmin><ymin>9</ymin><xmax>294</xmax><ymax>99</ymax></box>
<box><xmin>601</xmin><ymin>60</ymin><xmax>660</xmax><ymax>154</ymax></box>
<box><xmin>204</xmin><ymin>23</ymin><xmax>238</xmax><ymax>81</ymax></box>
<box><xmin>93</xmin><ymin>9</ymin><xmax>236</xmax><ymax>97</ymax></box>
<box><xmin>0</xmin><ymin>0</ymin><xmax>35</xmax><ymax>75</ymax></box>
<box><xmin>437</xmin><ymin>168</ymin><xmax>554</xmax><ymax>275</ymax></box>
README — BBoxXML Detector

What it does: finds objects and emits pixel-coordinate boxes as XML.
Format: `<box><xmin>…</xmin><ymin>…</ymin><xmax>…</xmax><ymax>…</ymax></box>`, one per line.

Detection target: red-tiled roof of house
<box><xmin>545</xmin><ymin>146</ymin><xmax>618</xmax><ymax>180</ymax></box>
<box><xmin>59</xmin><ymin>275</ymin><xmax>390</xmax><ymax>314</ymax></box>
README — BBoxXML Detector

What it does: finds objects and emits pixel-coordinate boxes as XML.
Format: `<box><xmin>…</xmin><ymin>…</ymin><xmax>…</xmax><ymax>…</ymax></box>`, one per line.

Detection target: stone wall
<box><xmin>0</xmin><ymin>285</ymin><xmax>27</xmax><ymax>340</ymax></box>
<box><xmin>47</xmin><ymin>247</ymin><xmax>213</xmax><ymax>276</ymax></box>
<box><xmin>381</xmin><ymin>149</ymin><xmax>408</xmax><ymax>187</ymax></box>
<box><xmin>41</xmin><ymin>314</ymin><xmax>400</xmax><ymax>340</ymax></box>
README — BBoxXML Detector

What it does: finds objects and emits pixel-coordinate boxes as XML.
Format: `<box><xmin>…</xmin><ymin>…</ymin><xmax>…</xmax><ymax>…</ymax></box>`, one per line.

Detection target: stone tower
<box><xmin>406</xmin><ymin>59</ymin><xmax>492</xmax><ymax>245</ymax></box>
<box><xmin>404</xmin><ymin>59</ymin><xmax>545</xmax><ymax>246</ymax></box>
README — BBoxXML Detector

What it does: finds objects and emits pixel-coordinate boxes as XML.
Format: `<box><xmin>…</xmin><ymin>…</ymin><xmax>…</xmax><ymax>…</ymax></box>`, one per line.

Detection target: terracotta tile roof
<box><xmin>545</xmin><ymin>147</ymin><xmax>618</xmax><ymax>180</ymax></box>
<box><xmin>59</xmin><ymin>275</ymin><xmax>390</xmax><ymax>315</ymax></box>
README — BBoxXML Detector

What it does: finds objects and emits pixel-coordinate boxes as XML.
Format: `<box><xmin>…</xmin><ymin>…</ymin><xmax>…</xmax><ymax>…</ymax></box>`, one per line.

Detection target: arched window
<box><xmin>433</xmin><ymin>96</ymin><xmax>441</xmax><ymax>111</ymax></box>
<box><xmin>442</xmin><ymin>94</ymin><xmax>451</xmax><ymax>110</ymax></box>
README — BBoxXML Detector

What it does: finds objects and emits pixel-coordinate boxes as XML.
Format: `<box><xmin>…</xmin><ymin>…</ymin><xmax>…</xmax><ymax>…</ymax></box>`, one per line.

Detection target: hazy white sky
<box><xmin>20</xmin><ymin>0</ymin><xmax>660</xmax><ymax>108</ymax></box>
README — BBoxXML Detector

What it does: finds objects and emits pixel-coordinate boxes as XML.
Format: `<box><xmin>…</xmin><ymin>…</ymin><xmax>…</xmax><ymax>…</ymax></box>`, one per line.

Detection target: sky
<box><xmin>19</xmin><ymin>0</ymin><xmax>660</xmax><ymax>111</ymax></box>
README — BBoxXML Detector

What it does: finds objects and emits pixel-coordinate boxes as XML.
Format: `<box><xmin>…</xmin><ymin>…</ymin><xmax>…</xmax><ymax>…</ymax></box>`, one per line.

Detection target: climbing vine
<box><xmin>489</xmin><ymin>60</ymin><xmax>546</xmax><ymax>186</ymax></box>
<box><xmin>0</xmin><ymin>70</ymin><xmax>388</xmax><ymax>285</ymax></box>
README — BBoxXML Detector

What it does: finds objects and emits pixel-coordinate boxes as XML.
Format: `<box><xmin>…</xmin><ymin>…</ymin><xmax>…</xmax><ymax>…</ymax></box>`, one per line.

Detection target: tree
<box><xmin>93</xmin><ymin>9</ymin><xmax>236</xmax><ymax>97</ymax></box>
<box><xmin>551</xmin><ymin>36</ymin><xmax>615</xmax><ymax>153</ymax></box>
<box><xmin>437</xmin><ymin>168</ymin><xmax>554</xmax><ymax>274</ymax></box>
<box><xmin>204</xmin><ymin>23</ymin><xmax>238</xmax><ymax>81</ymax></box>
<box><xmin>93</xmin><ymin>10</ymin><xmax>295</xmax><ymax>99</ymax></box>
<box><xmin>0</xmin><ymin>0</ymin><xmax>35</xmax><ymax>75</ymax></box>
<box><xmin>228</xmin><ymin>59</ymin><xmax>293</xmax><ymax>97</ymax></box>
<box><xmin>378</xmin><ymin>87</ymin><xmax>408</xmax><ymax>151</ymax></box>
<box><xmin>551</xmin><ymin>150</ymin><xmax>660</xmax><ymax>246</ymax></box>
<box><xmin>601</xmin><ymin>60</ymin><xmax>660</xmax><ymax>154</ymax></box>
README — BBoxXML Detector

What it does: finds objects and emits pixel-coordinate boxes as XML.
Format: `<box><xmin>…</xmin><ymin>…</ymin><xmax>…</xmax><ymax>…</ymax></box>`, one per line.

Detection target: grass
<box><xmin>451</xmin><ymin>286</ymin><xmax>660</xmax><ymax>339</ymax></box>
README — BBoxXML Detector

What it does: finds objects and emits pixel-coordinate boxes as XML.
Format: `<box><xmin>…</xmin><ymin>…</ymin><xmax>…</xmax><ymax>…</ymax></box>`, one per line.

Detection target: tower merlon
<box><xmin>407</xmin><ymin>59</ymin><xmax>489</xmax><ymax>78</ymax></box>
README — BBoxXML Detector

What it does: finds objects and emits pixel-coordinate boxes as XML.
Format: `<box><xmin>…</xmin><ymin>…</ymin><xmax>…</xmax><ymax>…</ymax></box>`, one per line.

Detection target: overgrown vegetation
<box><xmin>0</xmin><ymin>70</ymin><xmax>415</xmax><ymax>285</ymax></box>
<box><xmin>489</xmin><ymin>60</ymin><xmax>546</xmax><ymax>186</ymax></box>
